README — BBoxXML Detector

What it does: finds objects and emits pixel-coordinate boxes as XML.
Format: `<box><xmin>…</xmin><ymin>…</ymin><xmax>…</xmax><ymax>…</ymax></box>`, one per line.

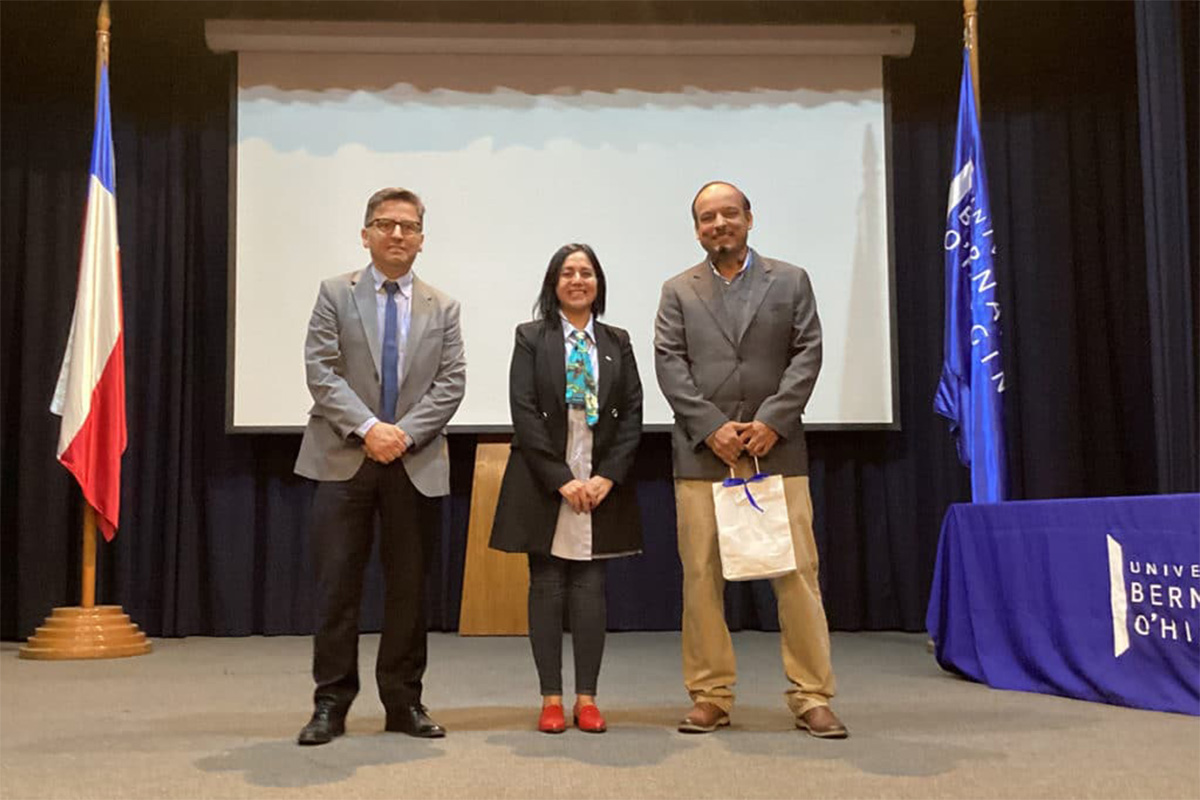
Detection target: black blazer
<box><xmin>489</xmin><ymin>319</ymin><xmax>644</xmax><ymax>556</ymax></box>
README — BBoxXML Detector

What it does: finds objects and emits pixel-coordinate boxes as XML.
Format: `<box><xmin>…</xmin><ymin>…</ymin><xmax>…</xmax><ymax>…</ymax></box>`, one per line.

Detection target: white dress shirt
<box><xmin>560</xmin><ymin>313</ymin><xmax>599</xmax><ymax>396</ymax></box>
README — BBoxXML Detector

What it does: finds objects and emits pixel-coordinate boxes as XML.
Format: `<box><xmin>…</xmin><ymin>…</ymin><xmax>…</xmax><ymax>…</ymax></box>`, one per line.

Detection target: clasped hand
<box><xmin>362</xmin><ymin>422</ymin><xmax>409</xmax><ymax>464</ymax></box>
<box><xmin>705</xmin><ymin>420</ymin><xmax>779</xmax><ymax>467</ymax></box>
<box><xmin>558</xmin><ymin>476</ymin><xmax>614</xmax><ymax>514</ymax></box>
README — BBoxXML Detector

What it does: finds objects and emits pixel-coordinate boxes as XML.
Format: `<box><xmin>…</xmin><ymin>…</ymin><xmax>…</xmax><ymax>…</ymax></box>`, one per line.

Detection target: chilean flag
<box><xmin>50</xmin><ymin>62</ymin><xmax>126</xmax><ymax>542</ymax></box>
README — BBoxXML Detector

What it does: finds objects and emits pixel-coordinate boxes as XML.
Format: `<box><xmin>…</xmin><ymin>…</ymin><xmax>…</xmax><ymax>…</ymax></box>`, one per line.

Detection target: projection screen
<box><xmin>208</xmin><ymin>22</ymin><xmax>914</xmax><ymax>431</ymax></box>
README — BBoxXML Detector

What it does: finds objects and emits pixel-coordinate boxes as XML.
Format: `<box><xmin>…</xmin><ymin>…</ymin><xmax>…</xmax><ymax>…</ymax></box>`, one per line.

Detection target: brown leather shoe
<box><xmin>795</xmin><ymin>705</ymin><xmax>848</xmax><ymax>739</ymax></box>
<box><xmin>678</xmin><ymin>701</ymin><xmax>730</xmax><ymax>733</ymax></box>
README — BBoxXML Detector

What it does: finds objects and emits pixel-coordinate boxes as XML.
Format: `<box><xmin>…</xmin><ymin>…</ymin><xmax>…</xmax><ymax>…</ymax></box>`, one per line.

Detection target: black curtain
<box><xmin>2</xmin><ymin>1</ymin><xmax>1184</xmax><ymax>641</ymax></box>
<box><xmin>1135</xmin><ymin>0</ymin><xmax>1199</xmax><ymax>494</ymax></box>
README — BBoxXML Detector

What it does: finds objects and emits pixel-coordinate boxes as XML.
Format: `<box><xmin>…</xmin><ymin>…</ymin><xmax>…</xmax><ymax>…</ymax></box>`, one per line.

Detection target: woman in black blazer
<box><xmin>489</xmin><ymin>243</ymin><xmax>643</xmax><ymax>734</ymax></box>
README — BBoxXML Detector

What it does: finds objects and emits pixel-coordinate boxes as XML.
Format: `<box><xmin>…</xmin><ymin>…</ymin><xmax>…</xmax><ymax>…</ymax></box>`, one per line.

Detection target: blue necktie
<box><xmin>380</xmin><ymin>281</ymin><xmax>400</xmax><ymax>423</ymax></box>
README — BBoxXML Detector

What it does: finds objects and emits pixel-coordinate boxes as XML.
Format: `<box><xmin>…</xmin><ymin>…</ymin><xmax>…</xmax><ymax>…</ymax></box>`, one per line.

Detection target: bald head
<box><xmin>692</xmin><ymin>181</ymin><xmax>754</xmax><ymax>263</ymax></box>
<box><xmin>690</xmin><ymin>181</ymin><xmax>751</xmax><ymax>224</ymax></box>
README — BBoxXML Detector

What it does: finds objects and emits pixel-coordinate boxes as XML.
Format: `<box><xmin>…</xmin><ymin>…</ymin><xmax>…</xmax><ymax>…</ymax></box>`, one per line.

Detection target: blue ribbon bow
<box><xmin>722</xmin><ymin>472</ymin><xmax>770</xmax><ymax>513</ymax></box>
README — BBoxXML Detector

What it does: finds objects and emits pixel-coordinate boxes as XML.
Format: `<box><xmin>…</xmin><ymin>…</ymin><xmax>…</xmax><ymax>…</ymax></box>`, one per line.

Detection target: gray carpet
<box><xmin>1</xmin><ymin>632</ymin><xmax>1196</xmax><ymax>799</ymax></box>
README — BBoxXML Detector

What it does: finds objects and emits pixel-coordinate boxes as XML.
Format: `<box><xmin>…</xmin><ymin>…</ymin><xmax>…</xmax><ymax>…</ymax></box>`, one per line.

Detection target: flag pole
<box><xmin>964</xmin><ymin>0</ymin><xmax>981</xmax><ymax>112</ymax></box>
<box><xmin>77</xmin><ymin>1</ymin><xmax>110</xmax><ymax>613</ymax></box>
<box><xmin>932</xmin><ymin>0</ymin><xmax>988</xmax><ymax>655</ymax></box>
<box><xmin>936</xmin><ymin>0</ymin><xmax>1009</xmax><ymax>503</ymax></box>
<box><xmin>81</xmin><ymin>507</ymin><xmax>98</xmax><ymax>609</ymax></box>
<box><xmin>20</xmin><ymin>0</ymin><xmax>149</xmax><ymax>659</ymax></box>
<box><xmin>95</xmin><ymin>1</ymin><xmax>110</xmax><ymax>108</ymax></box>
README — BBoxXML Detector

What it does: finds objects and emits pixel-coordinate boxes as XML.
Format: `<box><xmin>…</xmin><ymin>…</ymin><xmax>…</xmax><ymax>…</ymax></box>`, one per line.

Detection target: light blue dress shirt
<box><xmin>709</xmin><ymin>248</ymin><xmax>754</xmax><ymax>284</ymax></box>
<box><xmin>356</xmin><ymin>265</ymin><xmax>413</xmax><ymax>440</ymax></box>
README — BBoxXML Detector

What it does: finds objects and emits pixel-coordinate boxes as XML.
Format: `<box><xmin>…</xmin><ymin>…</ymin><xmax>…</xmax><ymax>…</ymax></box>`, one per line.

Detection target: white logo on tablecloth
<box><xmin>1107</xmin><ymin>534</ymin><xmax>1200</xmax><ymax>658</ymax></box>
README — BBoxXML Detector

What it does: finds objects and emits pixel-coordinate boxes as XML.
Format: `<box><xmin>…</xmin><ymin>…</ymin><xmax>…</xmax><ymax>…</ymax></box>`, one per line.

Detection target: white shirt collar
<box><xmin>560</xmin><ymin>312</ymin><xmax>595</xmax><ymax>343</ymax></box>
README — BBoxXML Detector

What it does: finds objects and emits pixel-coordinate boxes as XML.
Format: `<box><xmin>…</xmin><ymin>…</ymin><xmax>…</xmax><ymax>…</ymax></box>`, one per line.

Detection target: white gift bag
<box><xmin>712</xmin><ymin>459</ymin><xmax>796</xmax><ymax>581</ymax></box>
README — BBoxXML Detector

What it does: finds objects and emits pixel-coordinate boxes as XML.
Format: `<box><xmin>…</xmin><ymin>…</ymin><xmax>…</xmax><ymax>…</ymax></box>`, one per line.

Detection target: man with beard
<box><xmin>654</xmin><ymin>181</ymin><xmax>847</xmax><ymax>738</ymax></box>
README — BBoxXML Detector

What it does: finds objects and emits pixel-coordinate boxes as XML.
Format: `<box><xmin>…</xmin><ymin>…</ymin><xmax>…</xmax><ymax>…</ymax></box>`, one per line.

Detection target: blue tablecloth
<box><xmin>927</xmin><ymin>494</ymin><xmax>1200</xmax><ymax>715</ymax></box>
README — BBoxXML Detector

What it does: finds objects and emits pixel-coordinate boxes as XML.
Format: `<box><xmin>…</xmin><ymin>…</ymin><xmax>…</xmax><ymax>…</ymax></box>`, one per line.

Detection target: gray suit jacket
<box><xmin>653</xmin><ymin>249</ymin><xmax>822</xmax><ymax>480</ymax></box>
<box><xmin>294</xmin><ymin>265</ymin><xmax>467</xmax><ymax>497</ymax></box>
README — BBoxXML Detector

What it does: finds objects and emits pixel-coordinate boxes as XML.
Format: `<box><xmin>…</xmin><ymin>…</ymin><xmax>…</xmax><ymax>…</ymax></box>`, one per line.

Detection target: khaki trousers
<box><xmin>675</xmin><ymin>470</ymin><xmax>836</xmax><ymax>716</ymax></box>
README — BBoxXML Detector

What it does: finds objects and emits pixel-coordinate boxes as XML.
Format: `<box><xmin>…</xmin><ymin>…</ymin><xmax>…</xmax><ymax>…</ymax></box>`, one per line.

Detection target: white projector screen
<box><xmin>219</xmin><ymin>24</ymin><xmax>905</xmax><ymax>431</ymax></box>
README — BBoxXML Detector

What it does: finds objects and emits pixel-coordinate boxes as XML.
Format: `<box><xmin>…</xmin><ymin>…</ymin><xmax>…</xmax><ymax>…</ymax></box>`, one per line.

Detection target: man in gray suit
<box><xmin>654</xmin><ymin>181</ymin><xmax>847</xmax><ymax>738</ymax></box>
<box><xmin>294</xmin><ymin>187</ymin><xmax>466</xmax><ymax>745</ymax></box>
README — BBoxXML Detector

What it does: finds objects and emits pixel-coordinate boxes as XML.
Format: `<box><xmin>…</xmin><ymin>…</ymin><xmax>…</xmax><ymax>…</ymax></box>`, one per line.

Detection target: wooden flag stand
<box><xmin>20</xmin><ymin>2</ymin><xmax>150</xmax><ymax>661</ymax></box>
<box><xmin>19</xmin><ymin>505</ymin><xmax>151</xmax><ymax>660</ymax></box>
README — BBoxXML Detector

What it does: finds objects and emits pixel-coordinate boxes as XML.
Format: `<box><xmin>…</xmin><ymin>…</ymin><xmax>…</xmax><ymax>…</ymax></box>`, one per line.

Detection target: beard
<box><xmin>704</xmin><ymin>241</ymin><xmax>739</xmax><ymax>260</ymax></box>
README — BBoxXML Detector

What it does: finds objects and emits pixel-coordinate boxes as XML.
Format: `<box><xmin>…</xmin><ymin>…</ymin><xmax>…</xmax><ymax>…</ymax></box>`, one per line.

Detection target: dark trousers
<box><xmin>527</xmin><ymin>554</ymin><xmax>607</xmax><ymax>697</ymax></box>
<box><xmin>310</xmin><ymin>458</ymin><xmax>438</xmax><ymax>713</ymax></box>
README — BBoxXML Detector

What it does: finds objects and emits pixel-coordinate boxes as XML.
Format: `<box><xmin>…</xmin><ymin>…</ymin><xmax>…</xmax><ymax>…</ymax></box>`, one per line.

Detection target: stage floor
<box><xmin>2</xmin><ymin>631</ymin><xmax>1196</xmax><ymax>799</ymax></box>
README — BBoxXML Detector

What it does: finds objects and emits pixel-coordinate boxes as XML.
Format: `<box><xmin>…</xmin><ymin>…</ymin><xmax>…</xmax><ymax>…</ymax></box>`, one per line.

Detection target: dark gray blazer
<box><xmin>294</xmin><ymin>265</ymin><xmax>467</xmax><ymax>497</ymax></box>
<box><xmin>489</xmin><ymin>319</ymin><xmax>643</xmax><ymax>557</ymax></box>
<box><xmin>653</xmin><ymin>249</ymin><xmax>822</xmax><ymax>481</ymax></box>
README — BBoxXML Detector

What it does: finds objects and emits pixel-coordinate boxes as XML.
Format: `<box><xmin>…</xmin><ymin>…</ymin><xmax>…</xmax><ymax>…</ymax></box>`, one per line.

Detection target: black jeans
<box><xmin>527</xmin><ymin>554</ymin><xmax>607</xmax><ymax>697</ymax></box>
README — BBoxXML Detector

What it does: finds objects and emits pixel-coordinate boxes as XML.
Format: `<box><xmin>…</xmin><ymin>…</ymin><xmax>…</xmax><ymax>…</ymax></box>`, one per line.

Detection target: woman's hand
<box><xmin>585</xmin><ymin>476</ymin><xmax>614</xmax><ymax>508</ymax></box>
<box><xmin>559</xmin><ymin>479</ymin><xmax>592</xmax><ymax>514</ymax></box>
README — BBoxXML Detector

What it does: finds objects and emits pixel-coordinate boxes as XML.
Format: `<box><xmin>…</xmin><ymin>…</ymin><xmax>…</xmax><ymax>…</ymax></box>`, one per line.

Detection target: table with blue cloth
<box><xmin>926</xmin><ymin>494</ymin><xmax>1200</xmax><ymax>715</ymax></box>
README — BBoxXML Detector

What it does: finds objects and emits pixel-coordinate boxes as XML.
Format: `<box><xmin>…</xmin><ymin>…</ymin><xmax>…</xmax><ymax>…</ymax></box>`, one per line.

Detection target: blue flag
<box><xmin>934</xmin><ymin>49</ymin><xmax>1009</xmax><ymax>503</ymax></box>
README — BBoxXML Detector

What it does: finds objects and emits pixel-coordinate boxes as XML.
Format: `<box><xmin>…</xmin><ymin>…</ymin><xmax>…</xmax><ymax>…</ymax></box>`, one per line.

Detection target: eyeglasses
<box><xmin>367</xmin><ymin>218</ymin><xmax>423</xmax><ymax>236</ymax></box>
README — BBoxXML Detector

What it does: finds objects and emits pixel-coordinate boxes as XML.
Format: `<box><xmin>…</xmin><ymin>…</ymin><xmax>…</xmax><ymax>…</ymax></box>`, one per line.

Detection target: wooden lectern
<box><xmin>458</xmin><ymin>441</ymin><xmax>530</xmax><ymax>635</ymax></box>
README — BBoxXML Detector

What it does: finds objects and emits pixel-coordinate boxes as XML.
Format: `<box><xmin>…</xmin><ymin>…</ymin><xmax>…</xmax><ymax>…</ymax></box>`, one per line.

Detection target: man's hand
<box><xmin>585</xmin><ymin>476</ymin><xmax>614</xmax><ymax>508</ymax></box>
<box><xmin>559</xmin><ymin>479</ymin><xmax>593</xmax><ymax>514</ymax></box>
<box><xmin>705</xmin><ymin>421</ymin><xmax>745</xmax><ymax>468</ymax></box>
<box><xmin>362</xmin><ymin>423</ymin><xmax>409</xmax><ymax>464</ymax></box>
<box><xmin>737</xmin><ymin>420</ymin><xmax>779</xmax><ymax>458</ymax></box>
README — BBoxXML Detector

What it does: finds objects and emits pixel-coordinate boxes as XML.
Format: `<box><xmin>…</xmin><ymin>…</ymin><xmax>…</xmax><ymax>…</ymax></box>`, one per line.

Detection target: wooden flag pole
<box><xmin>95</xmin><ymin>0</ymin><xmax>110</xmax><ymax>109</ymax></box>
<box><xmin>81</xmin><ymin>504</ymin><xmax>97</xmax><ymax>608</ymax></box>
<box><xmin>20</xmin><ymin>0</ymin><xmax>149</xmax><ymax>660</ymax></box>
<box><xmin>964</xmin><ymin>0</ymin><xmax>981</xmax><ymax>112</ymax></box>
<box><xmin>76</xmin><ymin>2</ymin><xmax>109</xmax><ymax>614</ymax></box>
<box><xmin>931</xmin><ymin>0</ymin><xmax>984</xmax><ymax>659</ymax></box>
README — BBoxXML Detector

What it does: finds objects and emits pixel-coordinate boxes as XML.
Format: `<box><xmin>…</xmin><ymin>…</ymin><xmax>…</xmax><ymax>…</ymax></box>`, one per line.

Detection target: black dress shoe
<box><xmin>297</xmin><ymin>702</ymin><xmax>346</xmax><ymax>746</ymax></box>
<box><xmin>385</xmin><ymin>704</ymin><xmax>446</xmax><ymax>738</ymax></box>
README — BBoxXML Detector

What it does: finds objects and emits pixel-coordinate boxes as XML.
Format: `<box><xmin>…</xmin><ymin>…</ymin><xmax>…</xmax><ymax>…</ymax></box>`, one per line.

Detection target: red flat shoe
<box><xmin>538</xmin><ymin>704</ymin><xmax>566</xmax><ymax>734</ymax></box>
<box><xmin>573</xmin><ymin>703</ymin><xmax>607</xmax><ymax>733</ymax></box>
